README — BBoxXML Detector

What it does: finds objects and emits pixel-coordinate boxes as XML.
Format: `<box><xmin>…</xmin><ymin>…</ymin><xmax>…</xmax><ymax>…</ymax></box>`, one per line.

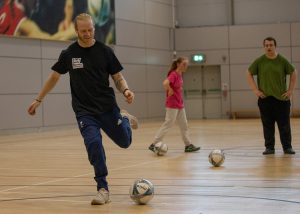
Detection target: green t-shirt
<box><xmin>248</xmin><ymin>54</ymin><xmax>295</xmax><ymax>101</ymax></box>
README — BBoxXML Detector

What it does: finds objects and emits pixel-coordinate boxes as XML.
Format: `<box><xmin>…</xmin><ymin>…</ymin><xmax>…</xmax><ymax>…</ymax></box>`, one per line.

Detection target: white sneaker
<box><xmin>120</xmin><ymin>110</ymin><xmax>138</xmax><ymax>129</ymax></box>
<box><xmin>91</xmin><ymin>188</ymin><xmax>110</xmax><ymax>205</ymax></box>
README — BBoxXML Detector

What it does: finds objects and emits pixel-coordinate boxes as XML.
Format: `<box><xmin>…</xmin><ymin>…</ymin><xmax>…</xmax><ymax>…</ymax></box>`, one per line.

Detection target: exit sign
<box><xmin>192</xmin><ymin>54</ymin><xmax>205</xmax><ymax>63</ymax></box>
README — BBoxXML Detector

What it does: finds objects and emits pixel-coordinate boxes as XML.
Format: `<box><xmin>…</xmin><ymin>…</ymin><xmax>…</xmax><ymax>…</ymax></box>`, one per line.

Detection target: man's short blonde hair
<box><xmin>74</xmin><ymin>13</ymin><xmax>94</xmax><ymax>30</ymax></box>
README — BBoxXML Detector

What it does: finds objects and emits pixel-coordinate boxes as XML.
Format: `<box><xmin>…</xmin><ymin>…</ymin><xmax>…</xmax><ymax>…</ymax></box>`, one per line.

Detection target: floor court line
<box><xmin>0</xmin><ymin>152</ymin><xmax>184</xmax><ymax>193</ymax></box>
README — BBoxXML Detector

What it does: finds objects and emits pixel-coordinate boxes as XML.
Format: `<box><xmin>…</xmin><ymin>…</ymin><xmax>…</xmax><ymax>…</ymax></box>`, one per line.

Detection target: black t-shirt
<box><xmin>52</xmin><ymin>41</ymin><xmax>123</xmax><ymax>116</ymax></box>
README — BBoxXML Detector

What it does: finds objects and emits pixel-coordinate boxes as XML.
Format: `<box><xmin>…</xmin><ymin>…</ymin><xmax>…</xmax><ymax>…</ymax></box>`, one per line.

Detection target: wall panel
<box><xmin>146</xmin><ymin>65</ymin><xmax>168</xmax><ymax>92</ymax></box>
<box><xmin>145</xmin><ymin>1</ymin><xmax>173</xmax><ymax>27</ymax></box>
<box><xmin>292</xmin><ymin>47</ymin><xmax>300</xmax><ymax>62</ymax></box>
<box><xmin>146</xmin><ymin>25</ymin><xmax>170</xmax><ymax>50</ymax></box>
<box><xmin>115</xmin><ymin>46</ymin><xmax>146</xmax><ymax>64</ymax></box>
<box><xmin>146</xmin><ymin>49</ymin><xmax>172</xmax><ymax>65</ymax></box>
<box><xmin>121</xmin><ymin>64</ymin><xmax>147</xmax><ymax>92</ymax></box>
<box><xmin>291</xmin><ymin>23</ymin><xmax>300</xmax><ymax>46</ymax></box>
<box><xmin>231</xmin><ymin>91</ymin><xmax>257</xmax><ymax>110</ymax></box>
<box><xmin>116</xmin><ymin>20</ymin><xmax>145</xmax><ymax>47</ymax></box>
<box><xmin>115</xmin><ymin>0</ymin><xmax>145</xmax><ymax>22</ymax></box>
<box><xmin>0</xmin><ymin>37</ymin><xmax>41</xmax><ymax>58</ymax></box>
<box><xmin>0</xmin><ymin>95</ymin><xmax>43</xmax><ymax>130</ymax></box>
<box><xmin>147</xmin><ymin>92</ymin><xmax>166</xmax><ymax>118</ymax></box>
<box><xmin>0</xmin><ymin>58</ymin><xmax>41</xmax><ymax>94</ymax></box>
<box><xmin>175</xmin><ymin>27</ymin><xmax>229</xmax><ymax>51</ymax></box>
<box><xmin>229</xmin><ymin>24</ymin><xmax>290</xmax><ymax>48</ymax></box>
<box><xmin>230</xmin><ymin>65</ymin><xmax>248</xmax><ymax>90</ymax></box>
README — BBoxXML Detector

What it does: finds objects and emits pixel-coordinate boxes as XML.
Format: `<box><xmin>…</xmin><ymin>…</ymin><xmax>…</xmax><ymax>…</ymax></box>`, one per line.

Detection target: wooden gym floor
<box><xmin>0</xmin><ymin>119</ymin><xmax>299</xmax><ymax>214</ymax></box>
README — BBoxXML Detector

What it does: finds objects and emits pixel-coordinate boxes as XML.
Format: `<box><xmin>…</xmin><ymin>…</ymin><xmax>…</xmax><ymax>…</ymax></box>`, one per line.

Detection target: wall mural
<box><xmin>0</xmin><ymin>0</ymin><xmax>115</xmax><ymax>44</ymax></box>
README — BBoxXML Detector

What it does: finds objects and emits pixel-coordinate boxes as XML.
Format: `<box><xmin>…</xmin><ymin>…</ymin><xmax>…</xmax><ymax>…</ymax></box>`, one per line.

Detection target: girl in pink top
<box><xmin>149</xmin><ymin>57</ymin><xmax>200</xmax><ymax>153</ymax></box>
<box><xmin>165</xmin><ymin>67</ymin><xmax>184</xmax><ymax>109</ymax></box>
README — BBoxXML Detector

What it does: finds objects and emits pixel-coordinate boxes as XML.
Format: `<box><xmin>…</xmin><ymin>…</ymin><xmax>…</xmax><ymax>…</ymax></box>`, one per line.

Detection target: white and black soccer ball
<box><xmin>208</xmin><ymin>149</ymin><xmax>225</xmax><ymax>167</ymax></box>
<box><xmin>154</xmin><ymin>142</ymin><xmax>168</xmax><ymax>156</ymax></box>
<box><xmin>129</xmin><ymin>178</ymin><xmax>154</xmax><ymax>205</ymax></box>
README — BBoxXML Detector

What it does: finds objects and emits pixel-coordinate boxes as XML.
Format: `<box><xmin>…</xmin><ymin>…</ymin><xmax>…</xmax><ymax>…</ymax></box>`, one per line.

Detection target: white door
<box><xmin>183</xmin><ymin>65</ymin><xmax>222</xmax><ymax>119</ymax></box>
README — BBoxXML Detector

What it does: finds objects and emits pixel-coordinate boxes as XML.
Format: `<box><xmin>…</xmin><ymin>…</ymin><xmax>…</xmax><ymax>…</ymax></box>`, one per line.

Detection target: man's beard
<box><xmin>78</xmin><ymin>35</ymin><xmax>92</xmax><ymax>44</ymax></box>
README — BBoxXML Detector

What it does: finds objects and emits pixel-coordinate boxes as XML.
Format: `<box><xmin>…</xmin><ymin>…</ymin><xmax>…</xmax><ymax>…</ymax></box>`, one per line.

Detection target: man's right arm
<box><xmin>246</xmin><ymin>70</ymin><xmax>265</xmax><ymax>98</ymax></box>
<box><xmin>28</xmin><ymin>71</ymin><xmax>61</xmax><ymax>115</ymax></box>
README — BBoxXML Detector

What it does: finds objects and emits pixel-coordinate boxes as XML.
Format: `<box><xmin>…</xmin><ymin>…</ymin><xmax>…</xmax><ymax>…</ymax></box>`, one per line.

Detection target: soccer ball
<box><xmin>154</xmin><ymin>142</ymin><xmax>168</xmax><ymax>156</ymax></box>
<box><xmin>208</xmin><ymin>149</ymin><xmax>225</xmax><ymax>167</ymax></box>
<box><xmin>129</xmin><ymin>178</ymin><xmax>154</xmax><ymax>205</ymax></box>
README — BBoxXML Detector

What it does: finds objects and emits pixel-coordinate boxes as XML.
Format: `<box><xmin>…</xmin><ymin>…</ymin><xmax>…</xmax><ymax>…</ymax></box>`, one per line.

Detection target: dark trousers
<box><xmin>258</xmin><ymin>96</ymin><xmax>292</xmax><ymax>150</ymax></box>
<box><xmin>76</xmin><ymin>106</ymin><xmax>132</xmax><ymax>191</ymax></box>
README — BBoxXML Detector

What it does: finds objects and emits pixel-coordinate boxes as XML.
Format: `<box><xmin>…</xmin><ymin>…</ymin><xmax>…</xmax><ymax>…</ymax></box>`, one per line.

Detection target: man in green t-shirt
<box><xmin>247</xmin><ymin>37</ymin><xmax>297</xmax><ymax>155</ymax></box>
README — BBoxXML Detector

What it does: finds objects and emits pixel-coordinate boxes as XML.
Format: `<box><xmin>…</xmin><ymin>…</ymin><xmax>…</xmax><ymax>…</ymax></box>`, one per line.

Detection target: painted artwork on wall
<box><xmin>0</xmin><ymin>0</ymin><xmax>115</xmax><ymax>44</ymax></box>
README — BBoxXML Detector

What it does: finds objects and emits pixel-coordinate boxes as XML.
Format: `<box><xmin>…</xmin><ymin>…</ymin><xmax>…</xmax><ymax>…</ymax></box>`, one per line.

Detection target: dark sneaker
<box><xmin>91</xmin><ymin>188</ymin><xmax>110</xmax><ymax>205</ymax></box>
<box><xmin>284</xmin><ymin>148</ymin><xmax>295</xmax><ymax>155</ymax></box>
<box><xmin>149</xmin><ymin>143</ymin><xmax>155</xmax><ymax>153</ymax></box>
<box><xmin>185</xmin><ymin>144</ymin><xmax>200</xmax><ymax>152</ymax></box>
<box><xmin>120</xmin><ymin>109</ymin><xmax>138</xmax><ymax>129</ymax></box>
<box><xmin>262</xmin><ymin>149</ymin><xmax>275</xmax><ymax>155</ymax></box>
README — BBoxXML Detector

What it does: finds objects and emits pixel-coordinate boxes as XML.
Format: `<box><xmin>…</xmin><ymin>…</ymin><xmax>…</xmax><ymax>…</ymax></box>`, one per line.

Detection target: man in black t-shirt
<box><xmin>28</xmin><ymin>13</ymin><xmax>138</xmax><ymax>205</ymax></box>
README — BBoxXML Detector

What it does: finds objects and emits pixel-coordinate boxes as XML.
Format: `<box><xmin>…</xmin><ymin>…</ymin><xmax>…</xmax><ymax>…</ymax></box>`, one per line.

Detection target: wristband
<box><xmin>35</xmin><ymin>99</ymin><xmax>42</xmax><ymax>103</ymax></box>
<box><xmin>123</xmin><ymin>88</ymin><xmax>129</xmax><ymax>95</ymax></box>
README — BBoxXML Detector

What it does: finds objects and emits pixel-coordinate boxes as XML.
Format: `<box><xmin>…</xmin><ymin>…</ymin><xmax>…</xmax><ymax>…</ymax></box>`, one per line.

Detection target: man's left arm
<box><xmin>282</xmin><ymin>70</ymin><xmax>297</xmax><ymax>99</ymax></box>
<box><xmin>112</xmin><ymin>72</ymin><xmax>134</xmax><ymax>104</ymax></box>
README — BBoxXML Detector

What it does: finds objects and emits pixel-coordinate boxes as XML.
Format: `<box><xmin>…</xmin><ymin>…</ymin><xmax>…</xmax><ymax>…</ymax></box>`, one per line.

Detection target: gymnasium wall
<box><xmin>176</xmin><ymin>0</ymin><xmax>300</xmax><ymax>27</ymax></box>
<box><xmin>1</xmin><ymin>0</ymin><xmax>300</xmax><ymax>131</ymax></box>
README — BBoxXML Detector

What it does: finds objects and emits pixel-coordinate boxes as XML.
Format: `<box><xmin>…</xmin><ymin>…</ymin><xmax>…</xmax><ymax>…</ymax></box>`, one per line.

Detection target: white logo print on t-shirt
<box><xmin>72</xmin><ymin>58</ymin><xmax>83</xmax><ymax>69</ymax></box>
